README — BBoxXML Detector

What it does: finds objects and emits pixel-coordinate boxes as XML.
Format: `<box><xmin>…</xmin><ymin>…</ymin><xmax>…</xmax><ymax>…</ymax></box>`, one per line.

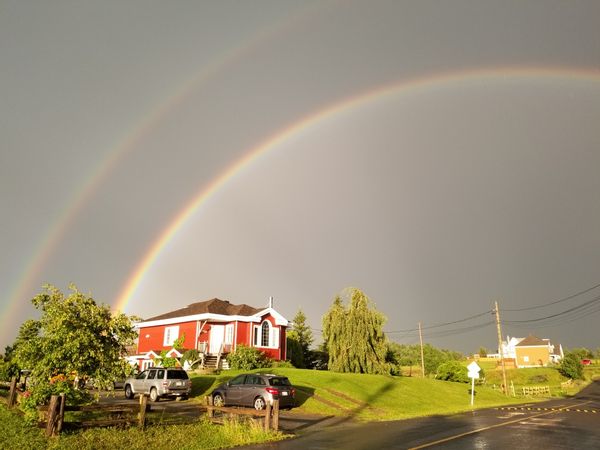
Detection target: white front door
<box><xmin>210</xmin><ymin>325</ymin><xmax>225</xmax><ymax>354</ymax></box>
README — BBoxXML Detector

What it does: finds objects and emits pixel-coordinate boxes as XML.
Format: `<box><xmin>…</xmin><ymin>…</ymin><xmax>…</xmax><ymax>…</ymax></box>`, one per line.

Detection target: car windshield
<box><xmin>167</xmin><ymin>370</ymin><xmax>189</xmax><ymax>380</ymax></box>
<box><xmin>269</xmin><ymin>377</ymin><xmax>291</xmax><ymax>386</ymax></box>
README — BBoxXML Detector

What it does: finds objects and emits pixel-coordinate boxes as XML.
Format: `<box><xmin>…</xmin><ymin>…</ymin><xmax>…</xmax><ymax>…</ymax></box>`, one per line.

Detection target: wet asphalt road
<box><xmin>240</xmin><ymin>380</ymin><xmax>600</xmax><ymax>450</ymax></box>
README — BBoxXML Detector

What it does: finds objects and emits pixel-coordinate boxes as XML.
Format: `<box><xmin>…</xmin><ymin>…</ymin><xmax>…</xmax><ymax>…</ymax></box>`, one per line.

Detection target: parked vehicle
<box><xmin>211</xmin><ymin>373</ymin><xmax>295</xmax><ymax>410</ymax></box>
<box><xmin>124</xmin><ymin>367</ymin><xmax>191</xmax><ymax>402</ymax></box>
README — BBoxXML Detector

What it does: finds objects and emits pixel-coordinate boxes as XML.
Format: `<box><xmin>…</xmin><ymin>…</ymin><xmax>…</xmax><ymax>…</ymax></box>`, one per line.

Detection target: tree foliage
<box><xmin>13</xmin><ymin>284</ymin><xmax>138</xmax><ymax>389</ymax></box>
<box><xmin>286</xmin><ymin>309</ymin><xmax>314</xmax><ymax>368</ymax></box>
<box><xmin>386</xmin><ymin>342</ymin><xmax>463</xmax><ymax>376</ymax></box>
<box><xmin>559</xmin><ymin>352</ymin><xmax>584</xmax><ymax>380</ymax></box>
<box><xmin>435</xmin><ymin>360</ymin><xmax>470</xmax><ymax>383</ymax></box>
<box><xmin>322</xmin><ymin>288</ymin><xmax>388</xmax><ymax>374</ymax></box>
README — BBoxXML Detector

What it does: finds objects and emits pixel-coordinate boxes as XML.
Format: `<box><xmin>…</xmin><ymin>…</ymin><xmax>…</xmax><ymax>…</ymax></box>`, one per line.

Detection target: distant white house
<box><xmin>488</xmin><ymin>335</ymin><xmax>564</xmax><ymax>367</ymax></box>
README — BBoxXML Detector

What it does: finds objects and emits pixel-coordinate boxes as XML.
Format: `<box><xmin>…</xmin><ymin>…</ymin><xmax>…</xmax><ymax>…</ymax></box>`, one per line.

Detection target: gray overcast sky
<box><xmin>1</xmin><ymin>1</ymin><xmax>600</xmax><ymax>353</ymax></box>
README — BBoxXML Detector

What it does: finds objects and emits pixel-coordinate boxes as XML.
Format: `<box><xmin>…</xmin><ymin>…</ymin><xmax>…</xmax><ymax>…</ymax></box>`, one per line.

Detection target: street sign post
<box><xmin>467</xmin><ymin>361</ymin><xmax>481</xmax><ymax>406</ymax></box>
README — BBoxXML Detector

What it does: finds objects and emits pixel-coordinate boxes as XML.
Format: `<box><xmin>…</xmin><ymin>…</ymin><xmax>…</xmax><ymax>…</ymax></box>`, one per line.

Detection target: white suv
<box><xmin>124</xmin><ymin>367</ymin><xmax>191</xmax><ymax>402</ymax></box>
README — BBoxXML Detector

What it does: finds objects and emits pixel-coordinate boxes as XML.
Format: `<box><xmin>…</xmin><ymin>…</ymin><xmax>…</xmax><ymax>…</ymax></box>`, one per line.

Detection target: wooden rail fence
<box><xmin>3</xmin><ymin>378</ymin><xmax>281</xmax><ymax>436</ymax></box>
<box><xmin>522</xmin><ymin>385</ymin><xmax>550</xmax><ymax>396</ymax></box>
<box><xmin>40</xmin><ymin>393</ymin><xmax>150</xmax><ymax>437</ymax></box>
<box><xmin>205</xmin><ymin>396</ymin><xmax>280</xmax><ymax>431</ymax></box>
<box><xmin>0</xmin><ymin>377</ymin><xmax>21</xmax><ymax>408</ymax></box>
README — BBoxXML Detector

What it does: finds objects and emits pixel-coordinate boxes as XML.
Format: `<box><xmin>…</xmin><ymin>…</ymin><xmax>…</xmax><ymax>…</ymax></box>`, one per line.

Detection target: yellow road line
<box><xmin>409</xmin><ymin>401</ymin><xmax>591</xmax><ymax>450</ymax></box>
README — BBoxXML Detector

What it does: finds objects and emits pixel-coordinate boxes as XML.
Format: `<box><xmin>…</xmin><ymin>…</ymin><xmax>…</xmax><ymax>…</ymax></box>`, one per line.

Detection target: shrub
<box><xmin>19</xmin><ymin>375</ymin><xmax>91</xmax><ymax>424</ymax></box>
<box><xmin>435</xmin><ymin>361</ymin><xmax>470</xmax><ymax>383</ymax></box>
<box><xmin>529</xmin><ymin>374</ymin><xmax>548</xmax><ymax>384</ymax></box>
<box><xmin>227</xmin><ymin>345</ymin><xmax>271</xmax><ymax>370</ymax></box>
<box><xmin>181</xmin><ymin>349</ymin><xmax>200</xmax><ymax>368</ymax></box>
<box><xmin>559</xmin><ymin>352</ymin><xmax>584</xmax><ymax>380</ymax></box>
<box><xmin>271</xmin><ymin>360</ymin><xmax>294</xmax><ymax>368</ymax></box>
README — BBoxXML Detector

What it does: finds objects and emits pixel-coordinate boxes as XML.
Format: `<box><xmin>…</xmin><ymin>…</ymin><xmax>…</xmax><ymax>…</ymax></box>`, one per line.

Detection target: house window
<box><xmin>164</xmin><ymin>325</ymin><xmax>179</xmax><ymax>346</ymax></box>
<box><xmin>253</xmin><ymin>320</ymin><xmax>280</xmax><ymax>349</ymax></box>
<box><xmin>225</xmin><ymin>324</ymin><xmax>234</xmax><ymax>344</ymax></box>
<box><xmin>523</xmin><ymin>356</ymin><xmax>529</xmax><ymax>362</ymax></box>
<box><xmin>261</xmin><ymin>321</ymin><xmax>270</xmax><ymax>347</ymax></box>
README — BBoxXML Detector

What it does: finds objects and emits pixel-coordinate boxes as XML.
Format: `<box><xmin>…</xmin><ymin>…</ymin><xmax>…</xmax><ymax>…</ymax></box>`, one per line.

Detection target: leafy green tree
<box><xmin>568</xmin><ymin>347</ymin><xmax>593</xmax><ymax>360</ymax></box>
<box><xmin>386</xmin><ymin>342</ymin><xmax>463</xmax><ymax>376</ymax></box>
<box><xmin>559</xmin><ymin>352</ymin><xmax>584</xmax><ymax>380</ymax></box>
<box><xmin>286</xmin><ymin>309</ymin><xmax>314</xmax><ymax>368</ymax></box>
<box><xmin>157</xmin><ymin>350</ymin><xmax>179</xmax><ymax>368</ymax></box>
<box><xmin>0</xmin><ymin>346</ymin><xmax>20</xmax><ymax>381</ymax></box>
<box><xmin>286</xmin><ymin>330</ymin><xmax>305</xmax><ymax>368</ymax></box>
<box><xmin>322</xmin><ymin>288</ymin><xmax>388</xmax><ymax>374</ymax></box>
<box><xmin>13</xmin><ymin>284</ymin><xmax>138</xmax><ymax>389</ymax></box>
<box><xmin>435</xmin><ymin>360</ymin><xmax>470</xmax><ymax>383</ymax></box>
<box><xmin>478</xmin><ymin>347</ymin><xmax>488</xmax><ymax>358</ymax></box>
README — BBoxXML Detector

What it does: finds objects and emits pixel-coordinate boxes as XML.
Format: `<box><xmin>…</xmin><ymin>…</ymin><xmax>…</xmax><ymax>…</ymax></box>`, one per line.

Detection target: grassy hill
<box><xmin>190</xmin><ymin>368</ymin><xmax>530</xmax><ymax>421</ymax></box>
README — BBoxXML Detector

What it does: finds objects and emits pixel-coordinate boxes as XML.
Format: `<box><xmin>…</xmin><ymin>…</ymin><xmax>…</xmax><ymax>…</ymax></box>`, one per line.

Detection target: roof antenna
<box><xmin>269</xmin><ymin>296</ymin><xmax>274</xmax><ymax>308</ymax></box>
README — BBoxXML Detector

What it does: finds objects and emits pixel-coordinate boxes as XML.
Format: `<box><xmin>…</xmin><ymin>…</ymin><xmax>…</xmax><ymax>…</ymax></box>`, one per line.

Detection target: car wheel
<box><xmin>124</xmin><ymin>384</ymin><xmax>134</xmax><ymax>400</ymax></box>
<box><xmin>254</xmin><ymin>396</ymin><xmax>266</xmax><ymax>410</ymax></box>
<box><xmin>213</xmin><ymin>393</ymin><xmax>224</xmax><ymax>407</ymax></box>
<box><xmin>149</xmin><ymin>388</ymin><xmax>159</xmax><ymax>402</ymax></box>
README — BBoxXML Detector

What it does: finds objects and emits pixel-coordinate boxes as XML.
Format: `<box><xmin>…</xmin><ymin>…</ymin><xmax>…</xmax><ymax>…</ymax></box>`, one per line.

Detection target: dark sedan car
<box><xmin>211</xmin><ymin>373</ymin><xmax>295</xmax><ymax>410</ymax></box>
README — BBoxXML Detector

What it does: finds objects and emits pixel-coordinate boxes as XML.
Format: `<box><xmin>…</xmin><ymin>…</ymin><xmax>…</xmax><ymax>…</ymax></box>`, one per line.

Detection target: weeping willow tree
<box><xmin>322</xmin><ymin>288</ymin><xmax>389</xmax><ymax>374</ymax></box>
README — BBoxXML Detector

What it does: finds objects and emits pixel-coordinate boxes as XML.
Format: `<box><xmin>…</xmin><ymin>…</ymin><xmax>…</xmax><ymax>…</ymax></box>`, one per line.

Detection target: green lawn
<box><xmin>189</xmin><ymin>368</ymin><xmax>530</xmax><ymax>421</ymax></box>
<box><xmin>0</xmin><ymin>405</ymin><xmax>285</xmax><ymax>450</ymax></box>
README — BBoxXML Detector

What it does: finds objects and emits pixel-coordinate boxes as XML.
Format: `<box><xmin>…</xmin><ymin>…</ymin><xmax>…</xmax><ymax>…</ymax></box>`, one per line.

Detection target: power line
<box><xmin>504</xmin><ymin>293</ymin><xmax>600</xmax><ymax>325</ymax></box>
<box><xmin>503</xmin><ymin>281</ymin><xmax>600</xmax><ymax>312</ymax></box>
<box><xmin>385</xmin><ymin>310</ymin><xmax>492</xmax><ymax>333</ymax></box>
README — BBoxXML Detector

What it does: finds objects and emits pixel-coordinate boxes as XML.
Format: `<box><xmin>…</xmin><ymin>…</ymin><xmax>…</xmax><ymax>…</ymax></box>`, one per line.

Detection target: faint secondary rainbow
<box><xmin>0</xmin><ymin>2</ymin><xmax>327</xmax><ymax>345</ymax></box>
<box><xmin>114</xmin><ymin>65</ymin><xmax>600</xmax><ymax>313</ymax></box>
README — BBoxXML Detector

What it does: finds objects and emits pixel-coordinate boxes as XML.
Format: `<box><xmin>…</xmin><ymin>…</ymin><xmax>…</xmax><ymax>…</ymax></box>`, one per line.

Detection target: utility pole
<box><xmin>418</xmin><ymin>322</ymin><xmax>425</xmax><ymax>378</ymax></box>
<box><xmin>494</xmin><ymin>300</ymin><xmax>508</xmax><ymax>395</ymax></box>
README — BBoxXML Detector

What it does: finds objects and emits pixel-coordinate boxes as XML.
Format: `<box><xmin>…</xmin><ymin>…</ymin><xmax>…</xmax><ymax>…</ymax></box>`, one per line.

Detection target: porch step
<box><xmin>203</xmin><ymin>355</ymin><xmax>229</xmax><ymax>370</ymax></box>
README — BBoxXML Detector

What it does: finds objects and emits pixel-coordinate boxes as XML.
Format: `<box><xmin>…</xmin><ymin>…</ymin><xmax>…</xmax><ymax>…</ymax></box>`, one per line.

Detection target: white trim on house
<box><xmin>136</xmin><ymin>309</ymin><xmax>289</xmax><ymax>329</ymax></box>
<box><xmin>254</xmin><ymin>308</ymin><xmax>289</xmax><ymax>326</ymax></box>
<box><xmin>252</xmin><ymin>320</ymin><xmax>280</xmax><ymax>350</ymax></box>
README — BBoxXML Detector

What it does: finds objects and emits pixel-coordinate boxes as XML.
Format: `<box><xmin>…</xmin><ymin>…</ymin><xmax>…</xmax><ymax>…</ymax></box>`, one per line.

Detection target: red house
<box><xmin>130</xmin><ymin>298</ymin><xmax>289</xmax><ymax>370</ymax></box>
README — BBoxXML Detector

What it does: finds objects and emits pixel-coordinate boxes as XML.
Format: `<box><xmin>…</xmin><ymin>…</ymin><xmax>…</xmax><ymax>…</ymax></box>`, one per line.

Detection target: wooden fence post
<box><xmin>45</xmin><ymin>395</ymin><xmax>59</xmax><ymax>437</ymax></box>
<box><xmin>272</xmin><ymin>399</ymin><xmax>279</xmax><ymax>431</ymax></box>
<box><xmin>264</xmin><ymin>402</ymin><xmax>271</xmax><ymax>431</ymax></box>
<box><xmin>56</xmin><ymin>393</ymin><xmax>66</xmax><ymax>434</ymax></box>
<box><xmin>206</xmin><ymin>395</ymin><xmax>214</xmax><ymax>418</ymax></box>
<box><xmin>138</xmin><ymin>394</ymin><xmax>147</xmax><ymax>428</ymax></box>
<box><xmin>7</xmin><ymin>377</ymin><xmax>17</xmax><ymax>408</ymax></box>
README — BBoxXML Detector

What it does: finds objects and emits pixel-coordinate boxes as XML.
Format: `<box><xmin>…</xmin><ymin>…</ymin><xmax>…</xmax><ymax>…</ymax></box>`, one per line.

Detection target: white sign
<box><xmin>467</xmin><ymin>361</ymin><xmax>481</xmax><ymax>406</ymax></box>
<box><xmin>467</xmin><ymin>361</ymin><xmax>481</xmax><ymax>379</ymax></box>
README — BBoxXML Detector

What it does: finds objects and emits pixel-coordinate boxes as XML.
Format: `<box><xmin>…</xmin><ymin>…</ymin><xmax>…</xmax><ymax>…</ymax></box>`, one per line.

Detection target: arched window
<box><xmin>261</xmin><ymin>321</ymin><xmax>270</xmax><ymax>347</ymax></box>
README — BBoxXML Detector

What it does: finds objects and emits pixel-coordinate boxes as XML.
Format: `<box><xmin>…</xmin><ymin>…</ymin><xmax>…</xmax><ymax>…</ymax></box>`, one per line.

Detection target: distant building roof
<box><xmin>516</xmin><ymin>335</ymin><xmax>548</xmax><ymax>347</ymax></box>
<box><xmin>145</xmin><ymin>298</ymin><xmax>261</xmax><ymax>321</ymax></box>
